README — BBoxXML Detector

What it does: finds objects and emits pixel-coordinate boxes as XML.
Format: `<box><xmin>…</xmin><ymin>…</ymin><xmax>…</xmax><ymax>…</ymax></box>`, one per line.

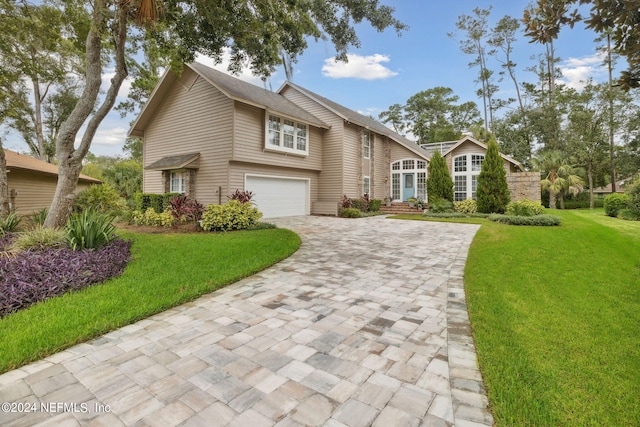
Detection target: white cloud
<box><xmin>322</xmin><ymin>54</ymin><xmax>398</xmax><ymax>80</ymax></box>
<box><xmin>88</xmin><ymin>126</ymin><xmax>128</xmax><ymax>146</ymax></box>
<box><xmin>101</xmin><ymin>69</ymin><xmax>133</xmax><ymax>100</ymax></box>
<box><xmin>195</xmin><ymin>50</ymin><xmax>280</xmax><ymax>88</ymax></box>
<box><xmin>559</xmin><ymin>53</ymin><xmax>606</xmax><ymax>90</ymax></box>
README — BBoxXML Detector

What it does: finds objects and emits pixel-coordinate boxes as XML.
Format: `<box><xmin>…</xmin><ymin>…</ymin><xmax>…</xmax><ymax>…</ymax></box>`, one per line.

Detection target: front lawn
<box><xmin>0</xmin><ymin>228</ymin><xmax>300</xmax><ymax>373</ymax></box>
<box><xmin>391</xmin><ymin>209</ymin><xmax>640</xmax><ymax>426</ymax></box>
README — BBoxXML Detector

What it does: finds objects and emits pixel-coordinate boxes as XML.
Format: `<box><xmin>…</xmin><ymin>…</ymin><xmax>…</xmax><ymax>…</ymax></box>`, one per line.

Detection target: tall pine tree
<box><xmin>427</xmin><ymin>151</ymin><xmax>454</xmax><ymax>202</ymax></box>
<box><xmin>477</xmin><ymin>139</ymin><xmax>510</xmax><ymax>213</ymax></box>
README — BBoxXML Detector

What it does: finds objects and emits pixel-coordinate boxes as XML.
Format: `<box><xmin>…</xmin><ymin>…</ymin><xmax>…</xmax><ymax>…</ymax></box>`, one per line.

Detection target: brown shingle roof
<box><xmin>188</xmin><ymin>63</ymin><xmax>328</xmax><ymax>128</ymax></box>
<box><xmin>4</xmin><ymin>149</ymin><xmax>101</xmax><ymax>183</ymax></box>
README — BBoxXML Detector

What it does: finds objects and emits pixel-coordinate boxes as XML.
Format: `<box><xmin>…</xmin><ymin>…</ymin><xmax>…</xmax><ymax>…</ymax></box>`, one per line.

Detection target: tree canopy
<box><xmin>0</xmin><ymin>0</ymin><xmax>407</xmax><ymax>227</ymax></box>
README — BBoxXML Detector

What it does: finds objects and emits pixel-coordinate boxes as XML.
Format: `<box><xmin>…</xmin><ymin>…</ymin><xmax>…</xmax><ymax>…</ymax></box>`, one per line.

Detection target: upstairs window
<box><xmin>266</xmin><ymin>113</ymin><xmax>309</xmax><ymax>156</ymax></box>
<box><xmin>363</xmin><ymin>131</ymin><xmax>370</xmax><ymax>159</ymax></box>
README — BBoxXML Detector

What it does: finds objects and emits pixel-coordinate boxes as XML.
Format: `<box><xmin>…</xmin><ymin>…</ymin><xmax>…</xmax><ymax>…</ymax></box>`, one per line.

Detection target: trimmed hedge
<box><xmin>134</xmin><ymin>192</ymin><xmax>180</xmax><ymax>213</ymax></box>
<box><xmin>423</xmin><ymin>212</ymin><xmax>490</xmax><ymax>219</ymax></box>
<box><xmin>488</xmin><ymin>214</ymin><xmax>561</xmax><ymax>226</ymax></box>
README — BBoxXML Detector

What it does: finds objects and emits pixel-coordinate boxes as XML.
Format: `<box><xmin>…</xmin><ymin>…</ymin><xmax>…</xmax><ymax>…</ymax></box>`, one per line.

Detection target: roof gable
<box><xmin>279</xmin><ymin>82</ymin><xmax>428</xmax><ymax>161</ymax></box>
<box><xmin>424</xmin><ymin>136</ymin><xmax>524</xmax><ymax>171</ymax></box>
<box><xmin>129</xmin><ymin>63</ymin><xmax>327</xmax><ymax>138</ymax></box>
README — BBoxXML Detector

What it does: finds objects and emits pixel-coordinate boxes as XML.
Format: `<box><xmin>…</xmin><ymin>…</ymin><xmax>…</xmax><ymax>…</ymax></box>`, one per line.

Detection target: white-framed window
<box><xmin>392</xmin><ymin>173</ymin><xmax>400</xmax><ymax>200</ymax></box>
<box><xmin>363</xmin><ymin>176</ymin><xmax>370</xmax><ymax>195</ymax></box>
<box><xmin>417</xmin><ymin>172</ymin><xmax>426</xmax><ymax>200</ymax></box>
<box><xmin>403</xmin><ymin>160</ymin><xmax>415</xmax><ymax>170</ymax></box>
<box><xmin>266</xmin><ymin>113</ymin><xmax>309</xmax><ymax>155</ymax></box>
<box><xmin>363</xmin><ymin>131</ymin><xmax>370</xmax><ymax>159</ymax></box>
<box><xmin>170</xmin><ymin>171</ymin><xmax>186</xmax><ymax>193</ymax></box>
<box><xmin>453</xmin><ymin>154</ymin><xmax>485</xmax><ymax>200</ymax></box>
<box><xmin>454</xmin><ymin>175</ymin><xmax>467</xmax><ymax>201</ymax></box>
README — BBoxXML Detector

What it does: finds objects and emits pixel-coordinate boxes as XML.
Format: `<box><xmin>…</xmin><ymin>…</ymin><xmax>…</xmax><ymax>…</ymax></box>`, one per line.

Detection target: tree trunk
<box><xmin>559</xmin><ymin>191</ymin><xmax>565</xmax><ymax>209</ymax></box>
<box><xmin>607</xmin><ymin>33</ymin><xmax>617</xmax><ymax>193</ymax></box>
<box><xmin>549</xmin><ymin>190</ymin><xmax>557</xmax><ymax>209</ymax></box>
<box><xmin>44</xmin><ymin>2</ymin><xmax>128</xmax><ymax>228</ymax></box>
<box><xmin>0</xmin><ymin>142</ymin><xmax>10</xmax><ymax>217</ymax></box>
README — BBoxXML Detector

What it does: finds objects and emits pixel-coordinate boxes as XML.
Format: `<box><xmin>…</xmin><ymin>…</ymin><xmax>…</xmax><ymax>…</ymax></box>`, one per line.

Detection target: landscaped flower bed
<box><xmin>0</xmin><ymin>236</ymin><xmax>132</xmax><ymax>318</ymax></box>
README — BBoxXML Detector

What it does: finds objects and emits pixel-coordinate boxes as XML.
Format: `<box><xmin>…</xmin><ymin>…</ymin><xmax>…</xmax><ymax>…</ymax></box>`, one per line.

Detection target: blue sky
<box><xmin>4</xmin><ymin>1</ymin><xmax>615</xmax><ymax>157</ymax></box>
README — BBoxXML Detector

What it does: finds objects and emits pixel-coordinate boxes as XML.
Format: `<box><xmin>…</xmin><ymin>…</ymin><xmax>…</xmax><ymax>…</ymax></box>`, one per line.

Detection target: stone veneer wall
<box><xmin>507</xmin><ymin>172</ymin><xmax>541</xmax><ymax>202</ymax></box>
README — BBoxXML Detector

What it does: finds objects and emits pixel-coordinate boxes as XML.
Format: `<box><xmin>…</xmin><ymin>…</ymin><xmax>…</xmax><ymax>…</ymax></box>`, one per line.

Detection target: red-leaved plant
<box><xmin>228</xmin><ymin>190</ymin><xmax>254</xmax><ymax>204</ymax></box>
<box><xmin>168</xmin><ymin>195</ymin><xmax>204</xmax><ymax>222</ymax></box>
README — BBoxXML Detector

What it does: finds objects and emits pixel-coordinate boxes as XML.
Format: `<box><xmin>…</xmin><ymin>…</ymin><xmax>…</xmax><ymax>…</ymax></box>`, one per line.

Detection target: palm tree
<box><xmin>535</xmin><ymin>151</ymin><xmax>584</xmax><ymax>209</ymax></box>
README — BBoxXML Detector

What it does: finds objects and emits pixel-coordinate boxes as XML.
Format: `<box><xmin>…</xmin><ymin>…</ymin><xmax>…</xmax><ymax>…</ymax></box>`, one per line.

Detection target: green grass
<box><xmin>0</xmin><ymin>228</ymin><xmax>300</xmax><ymax>374</ymax></box>
<box><xmin>392</xmin><ymin>209</ymin><xmax>640</xmax><ymax>426</ymax></box>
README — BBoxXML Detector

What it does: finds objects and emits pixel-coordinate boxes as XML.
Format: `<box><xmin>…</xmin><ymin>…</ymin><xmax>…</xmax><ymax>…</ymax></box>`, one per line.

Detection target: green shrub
<box><xmin>369</xmin><ymin>199</ymin><xmax>382</xmax><ymax>212</ymax></box>
<box><xmin>10</xmin><ymin>226</ymin><xmax>67</xmax><ymax>252</ymax></box>
<box><xmin>73</xmin><ymin>184</ymin><xmax>127</xmax><ymax>216</ymax></box>
<box><xmin>477</xmin><ymin>139</ymin><xmax>510</xmax><ymax>213</ymax></box>
<box><xmin>488</xmin><ymin>214</ymin><xmax>561</xmax><ymax>226</ymax></box>
<box><xmin>134</xmin><ymin>192</ymin><xmax>180</xmax><ymax>213</ymax></box>
<box><xmin>350</xmin><ymin>198</ymin><xmax>370</xmax><ymax>212</ymax></box>
<box><xmin>429</xmin><ymin>198</ymin><xmax>454</xmax><ymax>213</ymax></box>
<box><xmin>626</xmin><ymin>181</ymin><xmax>640</xmax><ymax>217</ymax></box>
<box><xmin>618</xmin><ymin>208</ymin><xmax>640</xmax><ymax>221</ymax></box>
<box><xmin>505</xmin><ymin>199</ymin><xmax>545</xmax><ymax>217</ymax></box>
<box><xmin>603</xmin><ymin>193</ymin><xmax>630</xmax><ymax>217</ymax></box>
<box><xmin>0</xmin><ymin>213</ymin><xmax>21</xmax><ymax>235</ymax></box>
<box><xmin>427</xmin><ymin>150</ymin><xmax>454</xmax><ymax>202</ymax></box>
<box><xmin>132</xmin><ymin>208</ymin><xmax>175</xmax><ymax>227</ymax></box>
<box><xmin>454</xmin><ymin>199</ymin><xmax>478</xmax><ymax>214</ymax></box>
<box><xmin>423</xmin><ymin>211</ymin><xmax>490</xmax><ymax>219</ymax></box>
<box><xmin>66</xmin><ymin>208</ymin><xmax>118</xmax><ymax>250</ymax></box>
<box><xmin>340</xmin><ymin>208</ymin><xmax>362</xmax><ymax>218</ymax></box>
<box><xmin>201</xmin><ymin>200</ymin><xmax>262</xmax><ymax>231</ymax></box>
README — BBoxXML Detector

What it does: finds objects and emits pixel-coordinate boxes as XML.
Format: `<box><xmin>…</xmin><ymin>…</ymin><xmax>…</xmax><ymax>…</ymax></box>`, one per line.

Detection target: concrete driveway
<box><xmin>0</xmin><ymin>215</ymin><xmax>492</xmax><ymax>427</ymax></box>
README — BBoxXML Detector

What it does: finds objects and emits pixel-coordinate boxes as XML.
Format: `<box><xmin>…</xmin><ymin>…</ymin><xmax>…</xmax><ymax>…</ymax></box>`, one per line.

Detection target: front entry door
<box><xmin>402</xmin><ymin>173</ymin><xmax>414</xmax><ymax>201</ymax></box>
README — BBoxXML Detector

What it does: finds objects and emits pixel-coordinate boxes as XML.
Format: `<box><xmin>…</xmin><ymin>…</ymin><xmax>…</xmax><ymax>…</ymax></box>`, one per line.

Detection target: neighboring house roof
<box><xmin>145</xmin><ymin>152</ymin><xmax>200</xmax><ymax>171</ymax></box>
<box><xmin>593</xmin><ymin>180</ymin><xmax>626</xmax><ymax>193</ymax></box>
<box><xmin>421</xmin><ymin>136</ymin><xmax>524</xmax><ymax>171</ymax></box>
<box><xmin>4</xmin><ymin>149</ymin><xmax>101</xmax><ymax>183</ymax></box>
<box><xmin>129</xmin><ymin>63</ymin><xmax>328</xmax><ymax>138</ymax></box>
<box><xmin>279</xmin><ymin>81</ymin><xmax>430</xmax><ymax>161</ymax></box>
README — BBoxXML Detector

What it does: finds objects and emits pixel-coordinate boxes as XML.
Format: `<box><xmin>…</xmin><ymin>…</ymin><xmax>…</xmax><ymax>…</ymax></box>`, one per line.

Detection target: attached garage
<box><xmin>245</xmin><ymin>175</ymin><xmax>310</xmax><ymax>218</ymax></box>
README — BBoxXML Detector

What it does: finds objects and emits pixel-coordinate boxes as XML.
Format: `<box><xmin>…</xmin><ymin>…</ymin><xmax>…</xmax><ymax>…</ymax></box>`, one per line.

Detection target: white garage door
<box><xmin>245</xmin><ymin>175</ymin><xmax>309</xmax><ymax>218</ymax></box>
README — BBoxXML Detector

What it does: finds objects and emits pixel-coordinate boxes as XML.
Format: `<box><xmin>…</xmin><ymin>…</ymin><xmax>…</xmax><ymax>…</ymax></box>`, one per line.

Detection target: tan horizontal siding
<box><xmin>390</xmin><ymin>141</ymin><xmax>422</xmax><ymax>163</ymax></box>
<box><xmin>280</xmin><ymin>86</ymin><xmax>344</xmax><ymax>202</ymax></box>
<box><xmin>342</xmin><ymin>123</ymin><xmax>361</xmax><ymax>198</ymax></box>
<box><xmin>143</xmin><ymin>68</ymin><xmax>233</xmax><ymax>205</ymax></box>
<box><xmin>8</xmin><ymin>171</ymin><xmax>93</xmax><ymax>216</ymax></box>
<box><xmin>232</xmin><ymin>102</ymin><xmax>322</xmax><ymax>171</ymax></box>
<box><xmin>372</xmin><ymin>135</ymin><xmax>389</xmax><ymax>200</ymax></box>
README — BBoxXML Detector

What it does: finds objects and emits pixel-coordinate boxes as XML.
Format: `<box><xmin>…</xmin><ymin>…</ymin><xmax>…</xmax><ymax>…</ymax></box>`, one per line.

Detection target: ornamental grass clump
<box><xmin>505</xmin><ymin>199</ymin><xmax>545</xmax><ymax>217</ymax></box>
<box><xmin>9</xmin><ymin>226</ymin><xmax>67</xmax><ymax>253</ymax></box>
<box><xmin>0</xmin><ymin>238</ymin><xmax>132</xmax><ymax>318</ymax></box>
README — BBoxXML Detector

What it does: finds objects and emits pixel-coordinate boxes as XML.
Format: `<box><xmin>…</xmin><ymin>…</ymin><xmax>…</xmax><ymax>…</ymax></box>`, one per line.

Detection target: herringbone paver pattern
<box><xmin>0</xmin><ymin>216</ymin><xmax>492</xmax><ymax>426</ymax></box>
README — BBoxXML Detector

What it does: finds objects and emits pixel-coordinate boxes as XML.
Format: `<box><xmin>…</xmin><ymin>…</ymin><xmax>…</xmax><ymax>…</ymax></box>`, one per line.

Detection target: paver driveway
<box><xmin>0</xmin><ymin>215</ymin><xmax>493</xmax><ymax>427</ymax></box>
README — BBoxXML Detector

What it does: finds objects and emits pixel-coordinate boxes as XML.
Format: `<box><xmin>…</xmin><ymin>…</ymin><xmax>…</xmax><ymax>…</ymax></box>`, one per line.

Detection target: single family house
<box><xmin>4</xmin><ymin>149</ymin><xmax>101</xmax><ymax>215</ymax></box>
<box><xmin>130</xmin><ymin>62</ymin><xmax>539</xmax><ymax>218</ymax></box>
